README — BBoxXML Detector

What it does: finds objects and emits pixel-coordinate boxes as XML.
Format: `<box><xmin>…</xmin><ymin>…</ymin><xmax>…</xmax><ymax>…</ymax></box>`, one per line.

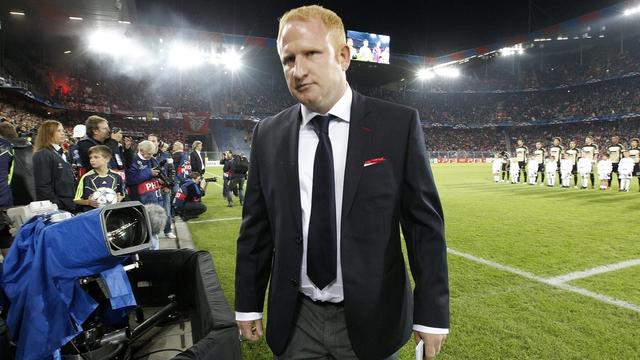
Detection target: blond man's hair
<box><xmin>277</xmin><ymin>5</ymin><xmax>346</xmax><ymax>54</ymax></box>
<box><xmin>138</xmin><ymin>140</ymin><xmax>155</xmax><ymax>154</ymax></box>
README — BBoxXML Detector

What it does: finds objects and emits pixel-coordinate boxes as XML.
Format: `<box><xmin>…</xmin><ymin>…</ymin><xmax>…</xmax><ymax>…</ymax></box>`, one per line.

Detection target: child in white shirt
<box><xmin>577</xmin><ymin>157</ymin><xmax>592</xmax><ymax>189</ymax></box>
<box><xmin>618</xmin><ymin>150</ymin><xmax>634</xmax><ymax>192</ymax></box>
<box><xmin>509</xmin><ymin>158</ymin><xmax>520</xmax><ymax>184</ymax></box>
<box><xmin>560</xmin><ymin>154</ymin><xmax>573</xmax><ymax>188</ymax></box>
<box><xmin>492</xmin><ymin>155</ymin><xmax>503</xmax><ymax>183</ymax></box>
<box><xmin>545</xmin><ymin>156</ymin><xmax>558</xmax><ymax>187</ymax></box>
<box><xmin>597</xmin><ymin>154</ymin><xmax>612</xmax><ymax>190</ymax></box>
<box><xmin>527</xmin><ymin>157</ymin><xmax>539</xmax><ymax>185</ymax></box>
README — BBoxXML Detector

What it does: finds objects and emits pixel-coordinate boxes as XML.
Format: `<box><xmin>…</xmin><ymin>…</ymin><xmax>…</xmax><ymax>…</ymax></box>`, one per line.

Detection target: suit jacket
<box><xmin>189</xmin><ymin>150</ymin><xmax>204</xmax><ymax>174</ymax></box>
<box><xmin>235</xmin><ymin>91</ymin><xmax>449</xmax><ymax>359</ymax></box>
<box><xmin>33</xmin><ymin>147</ymin><xmax>76</xmax><ymax>212</ymax></box>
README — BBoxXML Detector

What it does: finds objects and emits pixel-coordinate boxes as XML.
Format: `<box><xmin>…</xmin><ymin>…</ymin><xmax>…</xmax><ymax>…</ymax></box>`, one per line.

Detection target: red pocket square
<box><xmin>363</xmin><ymin>157</ymin><xmax>386</xmax><ymax>167</ymax></box>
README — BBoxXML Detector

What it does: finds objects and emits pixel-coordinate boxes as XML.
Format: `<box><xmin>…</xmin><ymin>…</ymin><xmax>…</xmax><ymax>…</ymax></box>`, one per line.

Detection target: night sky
<box><xmin>136</xmin><ymin>0</ymin><xmax>626</xmax><ymax>56</ymax></box>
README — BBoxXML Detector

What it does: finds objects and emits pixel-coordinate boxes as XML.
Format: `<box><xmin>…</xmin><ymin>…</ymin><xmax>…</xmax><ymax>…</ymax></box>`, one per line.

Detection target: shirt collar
<box><xmin>300</xmin><ymin>85</ymin><xmax>352</xmax><ymax>127</ymax></box>
<box><xmin>52</xmin><ymin>144</ymin><xmax>62</xmax><ymax>151</ymax></box>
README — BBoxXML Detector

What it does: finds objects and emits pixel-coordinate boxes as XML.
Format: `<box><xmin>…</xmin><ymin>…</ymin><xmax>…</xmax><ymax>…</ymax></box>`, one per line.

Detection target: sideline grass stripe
<box><xmin>546</xmin><ymin>259</ymin><xmax>640</xmax><ymax>284</ymax></box>
<box><xmin>448</xmin><ymin>248</ymin><xmax>640</xmax><ymax>314</ymax></box>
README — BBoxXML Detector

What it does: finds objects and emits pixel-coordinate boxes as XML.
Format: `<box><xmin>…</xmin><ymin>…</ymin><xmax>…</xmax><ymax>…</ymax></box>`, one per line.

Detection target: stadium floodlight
<box><xmin>87</xmin><ymin>30</ymin><xmax>148</xmax><ymax>65</ymax></box>
<box><xmin>417</xmin><ymin>68</ymin><xmax>435</xmax><ymax>80</ymax></box>
<box><xmin>623</xmin><ymin>5</ymin><xmax>640</xmax><ymax>16</ymax></box>
<box><xmin>69</xmin><ymin>16</ymin><xmax>83</xmax><ymax>21</ymax></box>
<box><xmin>500</xmin><ymin>44</ymin><xmax>525</xmax><ymax>56</ymax></box>
<box><xmin>221</xmin><ymin>49</ymin><xmax>243</xmax><ymax>71</ymax></box>
<box><xmin>118</xmin><ymin>20</ymin><xmax>131</xmax><ymax>24</ymax></box>
<box><xmin>9</xmin><ymin>11</ymin><xmax>25</xmax><ymax>16</ymax></box>
<box><xmin>434</xmin><ymin>66</ymin><xmax>460</xmax><ymax>78</ymax></box>
<box><xmin>64</xmin><ymin>50</ymin><xmax>71</xmax><ymax>54</ymax></box>
<box><xmin>168</xmin><ymin>42</ymin><xmax>205</xmax><ymax>70</ymax></box>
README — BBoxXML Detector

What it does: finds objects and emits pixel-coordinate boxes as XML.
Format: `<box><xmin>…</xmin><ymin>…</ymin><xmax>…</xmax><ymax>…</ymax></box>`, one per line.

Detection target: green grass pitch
<box><xmin>190</xmin><ymin>164</ymin><xmax>640</xmax><ymax>359</ymax></box>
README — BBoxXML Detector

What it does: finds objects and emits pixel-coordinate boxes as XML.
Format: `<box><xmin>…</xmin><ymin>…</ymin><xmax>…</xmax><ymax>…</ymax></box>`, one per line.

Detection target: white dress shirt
<box><xmin>52</xmin><ymin>144</ymin><xmax>67</xmax><ymax>163</ymax></box>
<box><xmin>236</xmin><ymin>86</ymin><xmax>448</xmax><ymax>335</ymax></box>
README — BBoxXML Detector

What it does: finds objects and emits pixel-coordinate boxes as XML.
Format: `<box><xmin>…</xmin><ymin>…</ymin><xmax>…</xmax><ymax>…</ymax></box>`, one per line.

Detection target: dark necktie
<box><xmin>307</xmin><ymin>115</ymin><xmax>337</xmax><ymax>290</ymax></box>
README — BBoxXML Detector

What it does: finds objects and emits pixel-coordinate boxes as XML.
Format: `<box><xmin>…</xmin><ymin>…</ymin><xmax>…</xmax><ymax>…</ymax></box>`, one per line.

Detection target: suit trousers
<box><xmin>275</xmin><ymin>296</ymin><xmax>398</xmax><ymax>360</ymax></box>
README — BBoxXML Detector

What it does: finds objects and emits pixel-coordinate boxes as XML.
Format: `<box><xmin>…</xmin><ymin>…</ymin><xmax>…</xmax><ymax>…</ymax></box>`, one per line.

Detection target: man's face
<box><xmin>139</xmin><ymin>149</ymin><xmax>154</xmax><ymax>160</ymax></box>
<box><xmin>553</xmin><ymin>139</ymin><xmax>560</xmax><ymax>146</ymax></box>
<box><xmin>536</xmin><ymin>143</ymin><xmax>542</xmax><ymax>149</ymax></box>
<box><xmin>611</xmin><ymin>137</ymin><xmax>619</xmax><ymax>144</ymax></box>
<box><xmin>94</xmin><ymin>121</ymin><xmax>110</xmax><ymax>141</ymax></box>
<box><xmin>632</xmin><ymin>140</ymin><xmax>639</xmax><ymax>148</ymax></box>
<box><xmin>148</xmin><ymin>136</ymin><xmax>159</xmax><ymax>153</ymax></box>
<box><xmin>570</xmin><ymin>141</ymin><xmax>577</xmax><ymax>148</ymax></box>
<box><xmin>278</xmin><ymin>19</ymin><xmax>350</xmax><ymax>114</ymax></box>
<box><xmin>586</xmin><ymin>138</ymin><xmax>592</xmax><ymax>145</ymax></box>
<box><xmin>517</xmin><ymin>140</ymin><xmax>523</xmax><ymax>146</ymax></box>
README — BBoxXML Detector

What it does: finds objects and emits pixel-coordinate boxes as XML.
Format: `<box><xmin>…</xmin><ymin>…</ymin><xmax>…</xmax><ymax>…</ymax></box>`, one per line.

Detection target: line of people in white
<box><xmin>492</xmin><ymin>136</ymin><xmax>639</xmax><ymax>192</ymax></box>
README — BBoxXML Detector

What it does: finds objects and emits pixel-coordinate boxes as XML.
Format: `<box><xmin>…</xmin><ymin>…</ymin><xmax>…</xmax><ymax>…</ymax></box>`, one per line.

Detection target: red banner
<box><xmin>182</xmin><ymin>113</ymin><xmax>210</xmax><ymax>134</ymax></box>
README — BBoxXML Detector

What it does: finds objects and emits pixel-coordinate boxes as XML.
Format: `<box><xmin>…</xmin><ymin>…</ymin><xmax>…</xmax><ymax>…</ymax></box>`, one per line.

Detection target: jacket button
<box><xmin>295</xmin><ymin>236</ymin><xmax>302</xmax><ymax>244</ymax></box>
<box><xmin>290</xmin><ymin>279</ymin><xmax>298</xmax><ymax>287</ymax></box>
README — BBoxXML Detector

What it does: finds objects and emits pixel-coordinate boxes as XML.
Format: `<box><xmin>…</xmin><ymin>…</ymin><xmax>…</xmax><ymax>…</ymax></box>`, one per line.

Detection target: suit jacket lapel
<box><xmin>342</xmin><ymin>91</ymin><xmax>373</xmax><ymax>219</ymax></box>
<box><xmin>284</xmin><ymin>105</ymin><xmax>303</xmax><ymax>234</ymax></box>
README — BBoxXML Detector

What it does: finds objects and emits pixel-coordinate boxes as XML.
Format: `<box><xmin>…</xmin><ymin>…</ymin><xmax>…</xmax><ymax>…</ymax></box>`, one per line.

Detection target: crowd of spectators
<box><xmin>423</xmin><ymin>117</ymin><xmax>640</xmax><ymax>153</ymax></box>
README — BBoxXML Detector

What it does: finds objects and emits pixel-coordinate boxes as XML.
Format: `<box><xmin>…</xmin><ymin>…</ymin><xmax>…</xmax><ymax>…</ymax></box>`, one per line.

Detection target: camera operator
<box><xmin>174</xmin><ymin>171</ymin><xmax>208</xmax><ymax>221</ymax></box>
<box><xmin>172</xmin><ymin>141</ymin><xmax>191</xmax><ymax>185</ymax></box>
<box><xmin>221</xmin><ymin>150</ymin><xmax>233</xmax><ymax>207</ymax></box>
<box><xmin>228</xmin><ymin>153</ymin><xmax>249</xmax><ymax>207</ymax></box>
<box><xmin>148</xmin><ymin>134</ymin><xmax>177</xmax><ymax>238</ymax></box>
<box><xmin>105</xmin><ymin>126</ymin><xmax>128</xmax><ymax>177</ymax></box>
<box><xmin>125</xmin><ymin>140</ymin><xmax>163</xmax><ymax>206</ymax></box>
<box><xmin>77</xmin><ymin>115</ymin><xmax>111</xmax><ymax>176</ymax></box>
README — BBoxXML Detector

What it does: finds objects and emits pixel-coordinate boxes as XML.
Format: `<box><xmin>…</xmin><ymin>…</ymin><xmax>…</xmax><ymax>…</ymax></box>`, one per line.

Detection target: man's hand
<box><xmin>237</xmin><ymin>319</ymin><xmax>263</xmax><ymax>342</ymax></box>
<box><xmin>151</xmin><ymin>169</ymin><xmax>160</xmax><ymax>177</ymax></box>
<box><xmin>414</xmin><ymin>332</ymin><xmax>447</xmax><ymax>360</ymax></box>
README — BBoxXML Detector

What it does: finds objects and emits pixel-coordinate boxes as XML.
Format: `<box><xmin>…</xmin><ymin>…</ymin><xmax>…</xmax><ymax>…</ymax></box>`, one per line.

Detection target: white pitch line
<box><xmin>189</xmin><ymin>217</ymin><xmax>242</xmax><ymax>224</ymax></box>
<box><xmin>447</xmin><ymin>248</ymin><xmax>640</xmax><ymax>314</ymax></box>
<box><xmin>547</xmin><ymin>259</ymin><xmax>640</xmax><ymax>285</ymax></box>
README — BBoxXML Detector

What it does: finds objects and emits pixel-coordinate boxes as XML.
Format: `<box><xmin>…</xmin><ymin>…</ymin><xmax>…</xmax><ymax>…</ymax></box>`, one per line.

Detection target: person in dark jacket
<box><xmin>125</xmin><ymin>140</ymin><xmax>162</xmax><ymax>206</ymax></box>
<box><xmin>0</xmin><ymin>123</ymin><xmax>15</xmax><ymax>256</ymax></box>
<box><xmin>189</xmin><ymin>140</ymin><xmax>205</xmax><ymax>174</ymax></box>
<box><xmin>0</xmin><ymin>122</ymin><xmax>35</xmax><ymax>205</ymax></box>
<box><xmin>172</xmin><ymin>141</ymin><xmax>191</xmax><ymax>185</ymax></box>
<box><xmin>174</xmin><ymin>171</ymin><xmax>207</xmax><ymax>220</ymax></box>
<box><xmin>77</xmin><ymin>115</ymin><xmax>112</xmax><ymax>175</ymax></box>
<box><xmin>33</xmin><ymin>120</ymin><xmax>76</xmax><ymax>212</ymax></box>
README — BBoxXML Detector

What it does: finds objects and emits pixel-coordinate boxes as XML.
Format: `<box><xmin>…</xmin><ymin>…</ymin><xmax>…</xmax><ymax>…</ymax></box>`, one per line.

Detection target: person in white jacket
<box><xmin>597</xmin><ymin>154</ymin><xmax>612</xmax><ymax>190</ymax></box>
<box><xmin>618</xmin><ymin>150</ymin><xmax>635</xmax><ymax>192</ymax></box>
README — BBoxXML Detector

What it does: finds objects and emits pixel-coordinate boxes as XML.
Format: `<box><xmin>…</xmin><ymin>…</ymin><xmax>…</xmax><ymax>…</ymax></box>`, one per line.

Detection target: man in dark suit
<box><xmin>235</xmin><ymin>5</ymin><xmax>449</xmax><ymax>360</ymax></box>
